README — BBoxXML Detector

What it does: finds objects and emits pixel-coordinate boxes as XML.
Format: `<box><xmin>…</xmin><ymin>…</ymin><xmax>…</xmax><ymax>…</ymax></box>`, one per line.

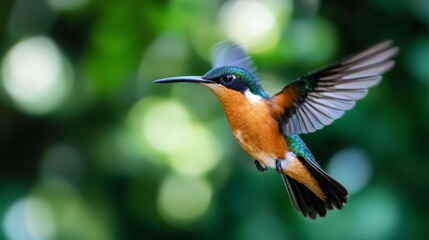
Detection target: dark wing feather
<box><xmin>273</xmin><ymin>40</ymin><xmax>399</xmax><ymax>136</ymax></box>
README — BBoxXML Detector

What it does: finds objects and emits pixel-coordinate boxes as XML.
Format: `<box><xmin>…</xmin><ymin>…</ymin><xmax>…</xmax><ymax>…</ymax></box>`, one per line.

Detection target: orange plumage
<box><xmin>205</xmin><ymin>84</ymin><xmax>325</xmax><ymax>200</ymax></box>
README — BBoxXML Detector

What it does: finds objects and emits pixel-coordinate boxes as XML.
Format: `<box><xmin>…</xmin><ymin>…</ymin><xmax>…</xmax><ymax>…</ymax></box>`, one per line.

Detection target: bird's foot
<box><xmin>275</xmin><ymin>159</ymin><xmax>283</xmax><ymax>174</ymax></box>
<box><xmin>254</xmin><ymin>160</ymin><xmax>267</xmax><ymax>172</ymax></box>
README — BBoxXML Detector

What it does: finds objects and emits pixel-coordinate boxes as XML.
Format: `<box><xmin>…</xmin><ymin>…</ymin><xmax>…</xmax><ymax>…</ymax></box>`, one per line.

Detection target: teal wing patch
<box><xmin>286</xmin><ymin>135</ymin><xmax>319</xmax><ymax>167</ymax></box>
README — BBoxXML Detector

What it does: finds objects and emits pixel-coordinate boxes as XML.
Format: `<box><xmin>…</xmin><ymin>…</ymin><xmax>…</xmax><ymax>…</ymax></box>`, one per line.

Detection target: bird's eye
<box><xmin>220</xmin><ymin>74</ymin><xmax>236</xmax><ymax>83</ymax></box>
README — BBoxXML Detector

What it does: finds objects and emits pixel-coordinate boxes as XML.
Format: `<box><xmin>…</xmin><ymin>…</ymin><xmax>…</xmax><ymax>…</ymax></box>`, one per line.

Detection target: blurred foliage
<box><xmin>0</xmin><ymin>0</ymin><xmax>428</xmax><ymax>239</ymax></box>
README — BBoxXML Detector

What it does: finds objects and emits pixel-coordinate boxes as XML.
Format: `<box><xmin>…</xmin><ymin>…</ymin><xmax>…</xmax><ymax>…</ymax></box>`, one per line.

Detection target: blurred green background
<box><xmin>0</xmin><ymin>0</ymin><xmax>428</xmax><ymax>239</ymax></box>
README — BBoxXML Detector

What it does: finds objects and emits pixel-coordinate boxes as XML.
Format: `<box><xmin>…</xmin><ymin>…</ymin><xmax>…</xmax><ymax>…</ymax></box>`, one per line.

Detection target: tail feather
<box><xmin>282</xmin><ymin>156</ymin><xmax>348</xmax><ymax>219</ymax></box>
<box><xmin>282</xmin><ymin>174</ymin><xmax>328</xmax><ymax>219</ymax></box>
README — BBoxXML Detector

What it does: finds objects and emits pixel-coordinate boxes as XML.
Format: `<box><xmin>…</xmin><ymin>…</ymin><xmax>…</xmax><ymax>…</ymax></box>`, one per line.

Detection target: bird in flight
<box><xmin>154</xmin><ymin>40</ymin><xmax>398</xmax><ymax>219</ymax></box>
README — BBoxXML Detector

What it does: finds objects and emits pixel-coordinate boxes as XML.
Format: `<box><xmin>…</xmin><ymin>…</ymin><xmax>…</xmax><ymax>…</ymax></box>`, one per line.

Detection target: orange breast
<box><xmin>205</xmin><ymin>84</ymin><xmax>288</xmax><ymax>167</ymax></box>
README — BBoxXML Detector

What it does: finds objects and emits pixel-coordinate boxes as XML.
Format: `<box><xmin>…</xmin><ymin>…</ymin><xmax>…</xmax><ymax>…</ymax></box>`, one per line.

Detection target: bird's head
<box><xmin>154</xmin><ymin>42</ymin><xmax>270</xmax><ymax>106</ymax></box>
<box><xmin>154</xmin><ymin>66</ymin><xmax>268</xmax><ymax>105</ymax></box>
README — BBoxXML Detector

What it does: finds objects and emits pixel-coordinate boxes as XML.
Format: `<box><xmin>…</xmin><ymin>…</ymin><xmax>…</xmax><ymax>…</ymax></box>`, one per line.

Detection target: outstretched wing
<box><xmin>211</xmin><ymin>42</ymin><xmax>260</xmax><ymax>81</ymax></box>
<box><xmin>271</xmin><ymin>40</ymin><xmax>399</xmax><ymax>136</ymax></box>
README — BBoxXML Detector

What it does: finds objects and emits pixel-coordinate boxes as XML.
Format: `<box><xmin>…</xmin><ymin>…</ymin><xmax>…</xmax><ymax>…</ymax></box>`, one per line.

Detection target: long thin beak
<box><xmin>153</xmin><ymin>76</ymin><xmax>214</xmax><ymax>84</ymax></box>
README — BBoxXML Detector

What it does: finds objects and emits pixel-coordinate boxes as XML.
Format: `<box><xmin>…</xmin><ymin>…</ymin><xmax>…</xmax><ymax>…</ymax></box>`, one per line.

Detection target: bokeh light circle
<box><xmin>128</xmin><ymin>97</ymin><xmax>222</xmax><ymax>176</ymax></box>
<box><xmin>327</xmin><ymin>148</ymin><xmax>372</xmax><ymax>194</ymax></box>
<box><xmin>157</xmin><ymin>174</ymin><xmax>212</xmax><ymax>226</ymax></box>
<box><xmin>219</xmin><ymin>0</ymin><xmax>292</xmax><ymax>52</ymax></box>
<box><xmin>1</xmin><ymin>36</ymin><xmax>73</xmax><ymax>115</ymax></box>
<box><xmin>3</xmin><ymin>197</ymin><xmax>56</xmax><ymax>240</ymax></box>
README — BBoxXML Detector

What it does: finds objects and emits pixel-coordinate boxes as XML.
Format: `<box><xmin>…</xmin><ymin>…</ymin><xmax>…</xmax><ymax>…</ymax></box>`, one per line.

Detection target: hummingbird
<box><xmin>153</xmin><ymin>40</ymin><xmax>398</xmax><ymax>219</ymax></box>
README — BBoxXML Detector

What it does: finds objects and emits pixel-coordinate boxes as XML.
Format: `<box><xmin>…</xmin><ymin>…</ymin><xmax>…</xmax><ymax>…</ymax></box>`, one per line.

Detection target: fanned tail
<box><xmin>282</xmin><ymin>156</ymin><xmax>348</xmax><ymax>219</ymax></box>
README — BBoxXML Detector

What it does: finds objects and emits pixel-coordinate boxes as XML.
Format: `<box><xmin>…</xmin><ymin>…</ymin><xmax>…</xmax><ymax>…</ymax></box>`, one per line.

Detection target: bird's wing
<box><xmin>211</xmin><ymin>42</ymin><xmax>260</xmax><ymax>81</ymax></box>
<box><xmin>271</xmin><ymin>40</ymin><xmax>399</xmax><ymax>136</ymax></box>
